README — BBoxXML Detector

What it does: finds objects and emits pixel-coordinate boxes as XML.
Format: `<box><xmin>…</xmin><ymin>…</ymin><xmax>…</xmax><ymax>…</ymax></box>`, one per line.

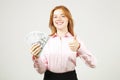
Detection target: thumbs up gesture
<box><xmin>69</xmin><ymin>35</ymin><xmax>80</xmax><ymax>52</ymax></box>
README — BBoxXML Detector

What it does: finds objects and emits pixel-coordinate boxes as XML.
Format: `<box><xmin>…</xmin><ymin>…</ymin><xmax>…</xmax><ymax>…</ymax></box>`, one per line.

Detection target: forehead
<box><xmin>53</xmin><ymin>9</ymin><xmax>64</xmax><ymax>15</ymax></box>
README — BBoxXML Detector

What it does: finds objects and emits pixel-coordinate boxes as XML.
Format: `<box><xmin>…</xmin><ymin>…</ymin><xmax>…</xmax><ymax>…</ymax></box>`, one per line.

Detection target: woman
<box><xmin>31</xmin><ymin>5</ymin><xmax>96</xmax><ymax>80</ymax></box>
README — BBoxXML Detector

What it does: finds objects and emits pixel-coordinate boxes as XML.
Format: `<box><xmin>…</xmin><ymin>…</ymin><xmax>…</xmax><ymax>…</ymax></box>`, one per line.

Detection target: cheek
<box><xmin>64</xmin><ymin>18</ymin><xmax>68</xmax><ymax>23</ymax></box>
<box><xmin>64</xmin><ymin>20</ymin><xmax>68</xmax><ymax>25</ymax></box>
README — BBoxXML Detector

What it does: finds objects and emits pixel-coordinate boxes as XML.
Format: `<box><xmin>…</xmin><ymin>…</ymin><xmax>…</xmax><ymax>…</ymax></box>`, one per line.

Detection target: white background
<box><xmin>0</xmin><ymin>0</ymin><xmax>120</xmax><ymax>80</ymax></box>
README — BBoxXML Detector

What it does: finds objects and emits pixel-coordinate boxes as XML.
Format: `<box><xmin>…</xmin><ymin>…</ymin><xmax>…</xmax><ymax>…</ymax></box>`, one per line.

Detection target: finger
<box><xmin>32</xmin><ymin>49</ymin><xmax>40</xmax><ymax>56</ymax></box>
<box><xmin>33</xmin><ymin>47</ymin><xmax>41</xmax><ymax>55</ymax></box>
<box><xmin>69</xmin><ymin>47</ymin><xmax>76</xmax><ymax>52</ymax></box>
<box><xmin>31</xmin><ymin>46</ymin><xmax>41</xmax><ymax>55</ymax></box>
<box><xmin>31</xmin><ymin>44</ymin><xmax>40</xmax><ymax>52</ymax></box>
<box><xmin>69</xmin><ymin>44</ymin><xmax>74</xmax><ymax>47</ymax></box>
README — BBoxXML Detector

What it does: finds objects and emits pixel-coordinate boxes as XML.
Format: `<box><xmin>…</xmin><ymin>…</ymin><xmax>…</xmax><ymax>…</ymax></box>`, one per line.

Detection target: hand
<box><xmin>30</xmin><ymin>43</ymin><xmax>41</xmax><ymax>56</ymax></box>
<box><xmin>69</xmin><ymin>35</ymin><xmax>80</xmax><ymax>52</ymax></box>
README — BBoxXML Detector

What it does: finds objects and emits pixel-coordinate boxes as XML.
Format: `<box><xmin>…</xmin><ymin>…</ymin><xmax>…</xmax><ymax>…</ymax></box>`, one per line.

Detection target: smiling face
<box><xmin>49</xmin><ymin>5</ymin><xmax>74</xmax><ymax>36</ymax></box>
<box><xmin>53</xmin><ymin>9</ymin><xmax>68</xmax><ymax>31</ymax></box>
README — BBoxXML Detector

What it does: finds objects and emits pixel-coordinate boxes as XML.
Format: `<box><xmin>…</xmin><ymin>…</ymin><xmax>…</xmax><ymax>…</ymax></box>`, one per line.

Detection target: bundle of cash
<box><xmin>25</xmin><ymin>31</ymin><xmax>49</xmax><ymax>55</ymax></box>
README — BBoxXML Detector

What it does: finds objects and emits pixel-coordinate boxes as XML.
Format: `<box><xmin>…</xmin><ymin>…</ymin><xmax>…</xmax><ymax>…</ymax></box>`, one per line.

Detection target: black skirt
<box><xmin>43</xmin><ymin>70</ymin><xmax>78</xmax><ymax>80</ymax></box>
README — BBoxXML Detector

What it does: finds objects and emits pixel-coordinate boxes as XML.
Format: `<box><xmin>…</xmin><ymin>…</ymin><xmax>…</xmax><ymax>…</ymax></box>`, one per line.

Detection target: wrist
<box><xmin>32</xmin><ymin>55</ymin><xmax>39</xmax><ymax>60</ymax></box>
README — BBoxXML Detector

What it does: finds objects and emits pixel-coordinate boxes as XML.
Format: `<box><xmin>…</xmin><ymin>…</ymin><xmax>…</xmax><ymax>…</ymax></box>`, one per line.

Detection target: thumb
<box><xmin>73</xmin><ymin>35</ymin><xmax>77</xmax><ymax>40</ymax></box>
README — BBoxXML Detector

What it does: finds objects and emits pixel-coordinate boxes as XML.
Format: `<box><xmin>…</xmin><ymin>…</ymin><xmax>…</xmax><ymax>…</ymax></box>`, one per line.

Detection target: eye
<box><xmin>61</xmin><ymin>15</ymin><xmax>65</xmax><ymax>17</ymax></box>
<box><xmin>53</xmin><ymin>15</ymin><xmax>57</xmax><ymax>18</ymax></box>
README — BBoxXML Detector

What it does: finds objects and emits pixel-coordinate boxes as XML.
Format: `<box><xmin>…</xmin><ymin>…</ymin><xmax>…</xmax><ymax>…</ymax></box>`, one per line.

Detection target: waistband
<box><xmin>44</xmin><ymin>70</ymin><xmax>78</xmax><ymax>80</ymax></box>
<box><xmin>45</xmin><ymin>70</ymin><xmax>76</xmax><ymax>75</ymax></box>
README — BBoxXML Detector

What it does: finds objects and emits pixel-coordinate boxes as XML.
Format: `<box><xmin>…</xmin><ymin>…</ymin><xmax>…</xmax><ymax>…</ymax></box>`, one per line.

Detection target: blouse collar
<box><xmin>52</xmin><ymin>32</ymin><xmax>73</xmax><ymax>38</ymax></box>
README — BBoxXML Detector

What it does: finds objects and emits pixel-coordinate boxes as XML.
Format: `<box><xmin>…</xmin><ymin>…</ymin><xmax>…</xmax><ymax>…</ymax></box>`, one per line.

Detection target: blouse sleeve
<box><xmin>76</xmin><ymin>37</ymin><xmax>97</xmax><ymax>68</ymax></box>
<box><xmin>32</xmin><ymin>41</ymin><xmax>49</xmax><ymax>74</ymax></box>
<box><xmin>32</xmin><ymin>55</ymin><xmax>47</xmax><ymax>74</ymax></box>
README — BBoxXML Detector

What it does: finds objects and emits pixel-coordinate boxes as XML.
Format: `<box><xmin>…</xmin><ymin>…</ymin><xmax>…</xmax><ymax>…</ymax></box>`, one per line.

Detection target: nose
<box><xmin>57</xmin><ymin>16</ymin><xmax>62</xmax><ymax>20</ymax></box>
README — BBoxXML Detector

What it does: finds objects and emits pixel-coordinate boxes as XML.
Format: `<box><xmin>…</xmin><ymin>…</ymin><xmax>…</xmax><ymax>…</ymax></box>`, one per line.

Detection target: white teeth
<box><xmin>56</xmin><ymin>22</ymin><xmax>63</xmax><ymax>25</ymax></box>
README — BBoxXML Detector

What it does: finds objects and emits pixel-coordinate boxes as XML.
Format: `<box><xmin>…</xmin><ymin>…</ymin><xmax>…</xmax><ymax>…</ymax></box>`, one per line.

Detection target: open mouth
<box><xmin>55</xmin><ymin>21</ymin><xmax>64</xmax><ymax>25</ymax></box>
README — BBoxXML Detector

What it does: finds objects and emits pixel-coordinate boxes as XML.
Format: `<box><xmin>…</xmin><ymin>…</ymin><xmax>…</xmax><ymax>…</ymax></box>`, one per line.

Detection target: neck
<box><xmin>57</xmin><ymin>29</ymin><xmax>68</xmax><ymax>37</ymax></box>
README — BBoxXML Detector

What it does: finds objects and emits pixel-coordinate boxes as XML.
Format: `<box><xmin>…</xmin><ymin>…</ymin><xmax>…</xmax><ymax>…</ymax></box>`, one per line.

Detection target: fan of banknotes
<box><xmin>25</xmin><ymin>31</ymin><xmax>49</xmax><ymax>55</ymax></box>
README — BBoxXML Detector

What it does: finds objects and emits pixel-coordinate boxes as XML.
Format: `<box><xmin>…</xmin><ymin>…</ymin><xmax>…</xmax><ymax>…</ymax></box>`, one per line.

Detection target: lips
<box><xmin>55</xmin><ymin>21</ymin><xmax>64</xmax><ymax>25</ymax></box>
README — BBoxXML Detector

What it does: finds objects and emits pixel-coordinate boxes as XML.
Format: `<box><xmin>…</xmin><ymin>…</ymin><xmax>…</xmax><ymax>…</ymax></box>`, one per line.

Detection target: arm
<box><xmin>31</xmin><ymin>43</ymin><xmax>48</xmax><ymax>74</ymax></box>
<box><xmin>32</xmin><ymin>55</ymin><xmax>47</xmax><ymax>74</ymax></box>
<box><xmin>77</xmin><ymin>40</ymin><xmax>97</xmax><ymax>68</ymax></box>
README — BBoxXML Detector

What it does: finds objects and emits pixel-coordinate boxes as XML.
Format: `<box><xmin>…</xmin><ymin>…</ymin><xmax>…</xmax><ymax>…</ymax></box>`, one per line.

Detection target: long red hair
<box><xmin>49</xmin><ymin>5</ymin><xmax>74</xmax><ymax>36</ymax></box>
